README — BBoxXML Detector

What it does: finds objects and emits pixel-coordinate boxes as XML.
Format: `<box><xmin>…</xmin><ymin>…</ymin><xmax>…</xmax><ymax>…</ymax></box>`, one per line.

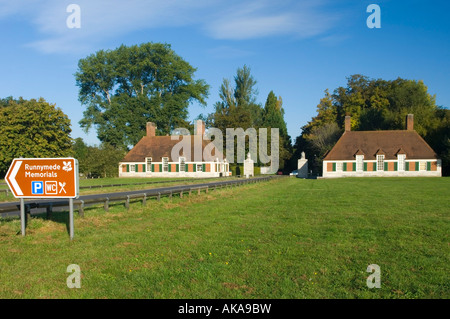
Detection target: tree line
<box><xmin>1</xmin><ymin>43</ymin><xmax>448</xmax><ymax>177</ymax></box>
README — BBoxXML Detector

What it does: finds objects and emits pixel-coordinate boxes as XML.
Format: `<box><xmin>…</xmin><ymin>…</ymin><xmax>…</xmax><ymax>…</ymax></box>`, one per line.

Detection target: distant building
<box><xmin>322</xmin><ymin>114</ymin><xmax>441</xmax><ymax>178</ymax></box>
<box><xmin>119</xmin><ymin>120</ymin><xmax>230</xmax><ymax>177</ymax></box>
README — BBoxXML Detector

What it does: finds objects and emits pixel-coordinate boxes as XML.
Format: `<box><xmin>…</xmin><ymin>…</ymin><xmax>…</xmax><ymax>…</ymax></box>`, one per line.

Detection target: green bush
<box><xmin>229</xmin><ymin>164</ymin><xmax>261</xmax><ymax>176</ymax></box>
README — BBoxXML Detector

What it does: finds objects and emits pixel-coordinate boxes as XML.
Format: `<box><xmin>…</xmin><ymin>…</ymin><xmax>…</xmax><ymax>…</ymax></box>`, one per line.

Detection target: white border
<box><xmin>4</xmin><ymin>157</ymin><xmax>79</xmax><ymax>199</ymax></box>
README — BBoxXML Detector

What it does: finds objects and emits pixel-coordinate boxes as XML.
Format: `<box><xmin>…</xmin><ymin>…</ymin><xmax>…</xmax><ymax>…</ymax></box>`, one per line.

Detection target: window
<box><xmin>377</xmin><ymin>155</ymin><xmax>384</xmax><ymax>171</ymax></box>
<box><xmin>356</xmin><ymin>156</ymin><xmax>364</xmax><ymax>172</ymax></box>
<box><xmin>146</xmin><ymin>158</ymin><xmax>152</xmax><ymax>172</ymax></box>
<box><xmin>180</xmin><ymin>157</ymin><xmax>186</xmax><ymax>172</ymax></box>
<box><xmin>336</xmin><ymin>162</ymin><xmax>343</xmax><ymax>172</ymax></box>
<box><xmin>196</xmin><ymin>164</ymin><xmax>203</xmax><ymax>172</ymax></box>
<box><xmin>397</xmin><ymin>154</ymin><xmax>405</xmax><ymax>171</ymax></box>
<box><xmin>162</xmin><ymin>157</ymin><xmax>169</xmax><ymax>172</ymax></box>
<box><xmin>130</xmin><ymin>164</ymin><xmax>135</xmax><ymax>172</ymax></box>
<box><xmin>419</xmin><ymin>161</ymin><xmax>426</xmax><ymax>171</ymax></box>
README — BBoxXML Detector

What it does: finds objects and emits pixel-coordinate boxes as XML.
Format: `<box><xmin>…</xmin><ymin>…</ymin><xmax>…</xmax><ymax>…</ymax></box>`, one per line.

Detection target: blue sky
<box><xmin>0</xmin><ymin>0</ymin><xmax>449</xmax><ymax>146</ymax></box>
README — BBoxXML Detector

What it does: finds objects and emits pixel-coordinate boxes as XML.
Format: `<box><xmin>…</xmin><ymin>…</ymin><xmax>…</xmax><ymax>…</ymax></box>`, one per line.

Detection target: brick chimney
<box><xmin>146</xmin><ymin>122</ymin><xmax>156</xmax><ymax>137</ymax></box>
<box><xmin>195</xmin><ymin>119</ymin><xmax>205</xmax><ymax>136</ymax></box>
<box><xmin>406</xmin><ymin>114</ymin><xmax>414</xmax><ymax>131</ymax></box>
<box><xmin>345</xmin><ymin>116</ymin><xmax>351</xmax><ymax>132</ymax></box>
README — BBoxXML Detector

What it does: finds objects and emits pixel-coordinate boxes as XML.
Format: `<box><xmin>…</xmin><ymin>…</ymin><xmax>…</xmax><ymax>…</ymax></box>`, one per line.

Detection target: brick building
<box><xmin>119</xmin><ymin>120</ymin><xmax>230</xmax><ymax>177</ymax></box>
<box><xmin>322</xmin><ymin>114</ymin><xmax>442</xmax><ymax>178</ymax></box>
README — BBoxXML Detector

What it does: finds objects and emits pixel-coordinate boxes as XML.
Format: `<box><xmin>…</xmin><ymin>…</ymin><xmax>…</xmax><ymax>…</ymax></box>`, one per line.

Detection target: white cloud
<box><xmin>205</xmin><ymin>0</ymin><xmax>339</xmax><ymax>40</ymax></box>
<box><xmin>0</xmin><ymin>0</ymin><xmax>342</xmax><ymax>54</ymax></box>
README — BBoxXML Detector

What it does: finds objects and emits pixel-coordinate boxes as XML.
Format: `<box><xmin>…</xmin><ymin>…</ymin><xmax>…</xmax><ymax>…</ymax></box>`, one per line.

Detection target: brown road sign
<box><xmin>5</xmin><ymin>158</ymin><xmax>79</xmax><ymax>199</ymax></box>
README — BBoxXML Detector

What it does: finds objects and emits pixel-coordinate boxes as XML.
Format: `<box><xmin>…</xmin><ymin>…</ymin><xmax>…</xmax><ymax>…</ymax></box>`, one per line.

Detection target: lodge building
<box><xmin>322</xmin><ymin>114</ymin><xmax>442</xmax><ymax>178</ymax></box>
<box><xmin>119</xmin><ymin>120</ymin><xmax>230</xmax><ymax>177</ymax></box>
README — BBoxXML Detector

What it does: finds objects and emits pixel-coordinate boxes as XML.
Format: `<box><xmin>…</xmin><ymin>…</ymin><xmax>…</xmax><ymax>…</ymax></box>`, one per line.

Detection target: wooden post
<box><xmin>78</xmin><ymin>200</ymin><xmax>85</xmax><ymax>217</ymax></box>
<box><xmin>46</xmin><ymin>204</ymin><xmax>53</xmax><ymax>219</ymax></box>
<box><xmin>125</xmin><ymin>196</ymin><xmax>130</xmax><ymax>211</ymax></box>
<box><xmin>104</xmin><ymin>198</ymin><xmax>109</xmax><ymax>212</ymax></box>
<box><xmin>25</xmin><ymin>204</ymin><xmax>31</xmax><ymax>224</ymax></box>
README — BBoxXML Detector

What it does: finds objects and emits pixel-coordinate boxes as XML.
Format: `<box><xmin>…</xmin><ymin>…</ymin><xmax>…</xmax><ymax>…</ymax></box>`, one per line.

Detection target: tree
<box><xmin>304</xmin><ymin>122</ymin><xmax>342</xmax><ymax>163</ymax></box>
<box><xmin>211</xmin><ymin>65</ymin><xmax>262</xmax><ymax>133</ymax></box>
<box><xmin>75</xmin><ymin>42</ymin><xmax>209</xmax><ymax>149</ymax></box>
<box><xmin>209</xmin><ymin>66</ymin><xmax>267</xmax><ymax>169</ymax></box>
<box><xmin>293</xmin><ymin>75</ymin><xmax>449</xmax><ymax>175</ymax></box>
<box><xmin>72</xmin><ymin>137</ymin><xmax>89</xmax><ymax>175</ymax></box>
<box><xmin>73</xmin><ymin>139</ymin><xmax>125</xmax><ymax>178</ymax></box>
<box><xmin>0</xmin><ymin>97</ymin><xmax>72</xmax><ymax>176</ymax></box>
<box><xmin>83</xmin><ymin>143</ymin><xmax>126</xmax><ymax>178</ymax></box>
<box><xmin>234</xmin><ymin>65</ymin><xmax>263</xmax><ymax>127</ymax></box>
<box><xmin>261</xmin><ymin>91</ymin><xmax>292</xmax><ymax>170</ymax></box>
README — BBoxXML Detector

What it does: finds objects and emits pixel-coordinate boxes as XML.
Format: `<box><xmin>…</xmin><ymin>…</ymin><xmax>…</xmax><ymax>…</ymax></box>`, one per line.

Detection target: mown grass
<box><xmin>0</xmin><ymin>177</ymin><xmax>448</xmax><ymax>299</ymax></box>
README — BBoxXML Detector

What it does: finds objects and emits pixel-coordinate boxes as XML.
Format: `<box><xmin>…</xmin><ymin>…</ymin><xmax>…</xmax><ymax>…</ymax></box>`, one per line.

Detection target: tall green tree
<box><xmin>262</xmin><ymin>91</ymin><xmax>292</xmax><ymax>170</ymax></box>
<box><xmin>84</xmin><ymin>143</ymin><xmax>126</xmax><ymax>178</ymax></box>
<box><xmin>234</xmin><ymin>65</ymin><xmax>263</xmax><ymax>127</ymax></box>
<box><xmin>210</xmin><ymin>66</ymin><xmax>265</xmax><ymax>169</ymax></box>
<box><xmin>212</xmin><ymin>65</ymin><xmax>262</xmax><ymax>133</ymax></box>
<box><xmin>72</xmin><ymin>137</ymin><xmax>89</xmax><ymax>175</ymax></box>
<box><xmin>75</xmin><ymin>42</ymin><xmax>209</xmax><ymax>149</ymax></box>
<box><xmin>0</xmin><ymin>97</ymin><xmax>72</xmax><ymax>176</ymax></box>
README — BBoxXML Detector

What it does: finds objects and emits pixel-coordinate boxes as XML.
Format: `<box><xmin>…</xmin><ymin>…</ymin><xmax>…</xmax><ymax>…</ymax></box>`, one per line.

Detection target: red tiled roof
<box><xmin>121</xmin><ymin>135</ymin><xmax>223</xmax><ymax>163</ymax></box>
<box><xmin>323</xmin><ymin>130</ymin><xmax>438</xmax><ymax>161</ymax></box>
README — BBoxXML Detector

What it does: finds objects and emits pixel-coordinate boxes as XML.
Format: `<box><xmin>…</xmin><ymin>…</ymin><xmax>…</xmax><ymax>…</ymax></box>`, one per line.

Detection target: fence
<box><xmin>0</xmin><ymin>175</ymin><xmax>282</xmax><ymax>218</ymax></box>
<box><xmin>0</xmin><ymin>176</ymin><xmax>237</xmax><ymax>197</ymax></box>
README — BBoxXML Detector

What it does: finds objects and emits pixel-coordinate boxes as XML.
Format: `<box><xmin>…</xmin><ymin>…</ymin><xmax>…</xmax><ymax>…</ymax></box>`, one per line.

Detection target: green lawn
<box><xmin>0</xmin><ymin>177</ymin><xmax>448</xmax><ymax>299</ymax></box>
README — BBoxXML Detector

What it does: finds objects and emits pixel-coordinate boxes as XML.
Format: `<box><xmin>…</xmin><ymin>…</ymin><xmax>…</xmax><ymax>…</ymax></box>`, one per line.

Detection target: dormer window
<box><xmin>179</xmin><ymin>157</ymin><xmax>186</xmax><ymax>172</ymax></box>
<box><xmin>377</xmin><ymin>155</ymin><xmax>385</xmax><ymax>171</ymax></box>
<box><xmin>356</xmin><ymin>155</ymin><xmax>364</xmax><ymax>172</ymax></box>
<box><xmin>162</xmin><ymin>157</ymin><xmax>169</xmax><ymax>172</ymax></box>
<box><xmin>397</xmin><ymin>154</ymin><xmax>405</xmax><ymax>171</ymax></box>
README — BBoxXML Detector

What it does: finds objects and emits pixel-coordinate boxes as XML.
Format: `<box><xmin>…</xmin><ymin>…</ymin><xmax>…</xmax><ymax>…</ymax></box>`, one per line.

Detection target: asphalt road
<box><xmin>0</xmin><ymin>175</ymin><xmax>278</xmax><ymax>217</ymax></box>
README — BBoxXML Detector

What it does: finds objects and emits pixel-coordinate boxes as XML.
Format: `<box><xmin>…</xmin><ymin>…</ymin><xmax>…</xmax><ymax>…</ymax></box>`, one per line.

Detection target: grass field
<box><xmin>0</xmin><ymin>177</ymin><xmax>448</xmax><ymax>299</ymax></box>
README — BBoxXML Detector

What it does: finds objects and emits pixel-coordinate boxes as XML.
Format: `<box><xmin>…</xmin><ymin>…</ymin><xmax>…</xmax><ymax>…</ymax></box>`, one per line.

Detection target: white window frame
<box><xmin>419</xmin><ymin>161</ymin><xmax>426</xmax><ymax>171</ymax></box>
<box><xmin>336</xmin><ymin>162</ymin><xmax>343</xmax><ymax>172</ymax></box>
<box><xmin>377</xmin><ymin>155</ymin><xmax>384</xmax><ymax>171</ymax></box>
<box><xmin>356</xmin><ymin>155</ymin><xmax>364</xmax><ymax>172</ymax></box>
<box><xmin>179</xmin><ymin>157</ymin><xmax>186</xmax><ymax>172</ymax></box>
<box><xmin>146</xmin><ymin>157</ymin><xmax>152</xmax><ymax>172</ymax></box>
<box><xmin>397</xmin><ymin>154</ymin><xmax>405</xmax><ymax>171</ymax></box>
<box><xmin>130</xmin><ymin>164</ymin><xmax>136</xmax><ymax>172</ymax></box>
<box><xmin>196</xmin><ymin>164</ymin><xmax>203</xmax><ymax>172</ymax></box>
<box><xmin>162</xmin><ymin>157</ymin><xmax>169</xmax><ymax>172</ymax></box>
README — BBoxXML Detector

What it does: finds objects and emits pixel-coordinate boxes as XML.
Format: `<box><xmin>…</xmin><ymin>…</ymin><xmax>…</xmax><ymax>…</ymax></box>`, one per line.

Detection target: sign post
<box><xmin>20</xmin><ymin>198</ymin><xmax>25</xmax><ymax>236</ymax></box>
<box><xmin>5</xmin><ymin>158</ymin><xmax>79</xmax><ymax>239</ymax></box>
<box><xmin>69</xmin><ymin>198</ymin><xmax>74</xmax><ymax>240</ymax></box>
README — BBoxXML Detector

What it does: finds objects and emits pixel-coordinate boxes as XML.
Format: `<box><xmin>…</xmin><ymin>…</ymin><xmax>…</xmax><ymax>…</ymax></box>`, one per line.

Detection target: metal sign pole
<box><xmin>69</xmin><ymin>198</ymin><xmax>74</xmax><ymax>240</ymax></box>
<box><xmin>20</xmin><ymin>198</ymin><xmax>25</xmax><ymax>236</ymax></box>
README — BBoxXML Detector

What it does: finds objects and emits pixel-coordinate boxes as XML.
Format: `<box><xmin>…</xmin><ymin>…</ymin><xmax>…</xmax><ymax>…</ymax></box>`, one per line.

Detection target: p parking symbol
<box><xmin>32</xmin><ymin>181</ymin><xmax>43</xmax><ymax>195</ymax></box>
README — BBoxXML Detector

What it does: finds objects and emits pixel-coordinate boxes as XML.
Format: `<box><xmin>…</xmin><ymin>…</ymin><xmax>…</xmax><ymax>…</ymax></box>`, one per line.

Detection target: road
<box><xmin>0</xmin><ymin>175</ymin><xmax>280</xmax><ymax>217</ymax></box>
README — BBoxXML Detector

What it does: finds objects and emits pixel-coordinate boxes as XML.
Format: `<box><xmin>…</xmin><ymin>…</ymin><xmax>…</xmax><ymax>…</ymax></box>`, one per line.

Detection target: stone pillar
<box><xmin>243</xmin><ymin>153</ymin><xmax>254</xmax><ymax>178</ymax></box>
<box><xmin>297</xmin><ymin>152</ymin><xmax>308</xmax><ymax>178</ymax></box>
